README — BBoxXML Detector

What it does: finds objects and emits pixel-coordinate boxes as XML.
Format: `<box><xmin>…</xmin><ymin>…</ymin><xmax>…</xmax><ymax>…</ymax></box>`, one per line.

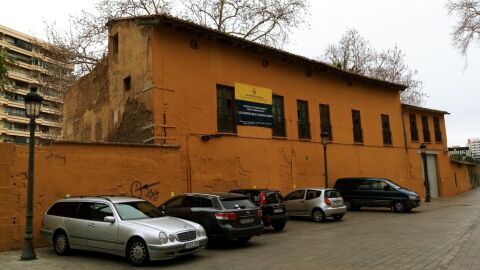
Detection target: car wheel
<box><xmin>345</xmin><ymin>200</ymin><xmax>357</xmax><ymax>211</ymax></box>
<box><xmin>312</xmin><ymin>208</ymin><xmax>325</xmax><ymax>222</ymax></box>
<box><xmin>53</xmin><ymin>231</ymin><xmax>70</xmax><ymax>256</ymax></box>
<box><xmin>127</xmin><ymin>238</ymin><xmax>149</xmax><ymax>266</ymax></box>
<box><xmin>237</xmin><ymin>237</ymin><xmax>251</xmax><ymax>244</ymax></box>
<box><xmin>332</xmin><ymin>214</ymin><xmax>344</xmax><ymax>221</ymax></box>
<box><xmin>272</xmin><ymin>223</ymin><xmax>286</xmax><ymax>231</ymax></box>
<box><xmin>392</xmin><ymin>201</ymin><xmax>406</xmax><ymax>213</ymax></box>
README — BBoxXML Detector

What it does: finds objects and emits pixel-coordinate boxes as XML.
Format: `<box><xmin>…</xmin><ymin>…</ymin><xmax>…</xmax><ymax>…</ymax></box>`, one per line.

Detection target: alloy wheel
<box><xmin>129</xmin><ymin>240</ymin><xmax>148</xmax><ymax>266</ymax></box>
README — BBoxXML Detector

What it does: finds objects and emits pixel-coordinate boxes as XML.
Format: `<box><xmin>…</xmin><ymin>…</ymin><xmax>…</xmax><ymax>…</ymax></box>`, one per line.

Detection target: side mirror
<box><xmin>160</xmin><ymin>205</ymin><xmax>166</xmax><ymax>216</ymax></box>
<box><xmin>104</xmin><ymin>216</ymin><xmax>115</xmax><ymax>223</ymax></box>
<box><xmin>383</xmin><ymin>186</ymin><xmax>391</xmax><ymax>191</ymax></box>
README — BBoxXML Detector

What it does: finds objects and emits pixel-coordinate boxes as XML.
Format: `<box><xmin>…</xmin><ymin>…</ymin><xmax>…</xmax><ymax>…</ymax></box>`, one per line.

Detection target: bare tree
<box><xmin>0</xmin><ymin>48</ymin><xmax>9</xmax><ymax>90</ymax></box>
<box><xmin>323</xmin><ymin>29</ymin><xmax>374</xmax><ymax>74</ymax></box>
<box><xmin>323</xmin><ymin>29</ymin><xmax>426</xmax><ymax>106</ymax></box>
<box><xmin>447</xmin><ymin>0</ymin><xmax>480</xmax><ymax>56</ymax></box>
<box><xmin>182</xmin><ymin>0</ymin><xmax>309</xmax><ymax>47</ymax></box>
<box><xmin>44</xmin><ymin>0</ymin><xmax>309</xmax><ymax>77</ymax></box>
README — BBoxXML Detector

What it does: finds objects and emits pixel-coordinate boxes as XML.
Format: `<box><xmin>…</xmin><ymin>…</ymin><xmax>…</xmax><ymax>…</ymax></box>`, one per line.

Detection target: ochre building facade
<box><xmin>63</xmin><ymin>15</ymin><xmax>470</xmax><ymax>200</ymax></box>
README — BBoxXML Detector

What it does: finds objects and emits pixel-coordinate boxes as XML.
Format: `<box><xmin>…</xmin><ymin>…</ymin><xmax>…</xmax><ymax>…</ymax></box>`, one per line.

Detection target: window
<box><xmin>381</xmin><ymin>114</ymin><xmax>392</xmax><ymax>145</ymax></box>
<box><xmin>297</xmin><ymin>100</ymin><xmax>310</xmax><ymax>139</ymax></box>
<box><xmin>421</xmin><ymin>116</ymin><xmax>431</xmax><ymax>143</ymax></box>
<box><xmin>285</xmin><ymin>190</ymin><xmax>306</xmax><ymax>201</ymax></box>
<box><xmin>123</xmin><ymin>76</ymin><xmax>131</xmax><ymax>91</ymax></box>
<box><xmin>91</xmin><ymin>203</ymin><xmax>113</xmax><ymax>221</ymax></box>
<box><xmin>306</xmin><ymin>190</ymin><xmax>321</xmax><ymax>200</ymax></box>
<box><xmin>220</xmin><ymin>198</ymin><xmax>256</xmax><ymax>209</ymax></box>
<box><xmin>272</xmin><ymin>95</ymin><xmax>286</xmax><ymax>137</ymax></box>
<box><xmin>77</xmin><ymin>202</ymin><xmax>94</xmax><ymax>220</ymax></box>
<box><xmin>356</xmin><ymin>180</ymin><xmax>371</xmax><ymax>190</ymax></box>
<box><xmin>319</xmin><ymin>104</ymin><xmax>332</xmax><ymax>140</ymax></box>
<box><xmin>165</xmin><ymin>197</ymin><xmax>184</xmax><ymax>208</ymax></box>
<box><xmin>352</xmin><ymin>110</ymin><xmax>363</xmax><ymax>143</ymax></box>
<box><xmin>371</xmin><ymin>180</ymin><xmax>392</xmax><ymax>191</ymax></box>
<box><xmin>47</xmin><ymin>202</ymin><xmax>79</xmax><ymax>218</ymax></box>
<box><xmin>409</xmin><ymin>114</ymin><xmax>419</xmax><ymax>142</ymax></box>
<box><xmin>112</xmin><ymin>33</ymin><xmax>119</xmax><ymax>56</ymax></box>
<box><xmin>217</xmin><ymin>85</ymin><xmax>236</xmax><ymax>133</ymax></box>
<box><xmin>433</xmin><ymin>117</ymin><xmax>442</xmax><ymax>143</ymax></box>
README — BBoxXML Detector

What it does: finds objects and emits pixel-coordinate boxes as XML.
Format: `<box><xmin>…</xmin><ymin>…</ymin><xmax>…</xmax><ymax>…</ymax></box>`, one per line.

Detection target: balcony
<box><xmin>40</xmin><ymin>106</ymin><xmax>62</xmax><ymax>115</ymax></box>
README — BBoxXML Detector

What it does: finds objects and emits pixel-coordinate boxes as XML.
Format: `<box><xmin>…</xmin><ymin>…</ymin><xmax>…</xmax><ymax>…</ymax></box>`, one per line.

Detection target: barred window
<box><xmin>381</xmin><ymin>114</ymin><xmax>392</xmax><ymax>145</ymax></box>
<box><xmin>319</xmin><ymin>104</ymin><xmax>332</xmax><ymax>141</ymax></box>
<box><xmin>409</xmin><ymin>113</ymin><xmax>419</xmax><ymax>142</ymax></box>
<box><xmin>272</xmin><ymin>95</ymin><xmax>286</xmax><ymax>137</ymax></box>
<box><xmin>433</xmin><ymin>117</ymin><xmax>442</xmax><ymax>143</ymax></box>
<box><xmin>421</xmin><ymin>116</ymin><xmax>431</xmax><ymax>143</ymax></box>
<box><xmin>297</xmin><ymin>100</ymin><xmax>310</xmax><ymax>139</ymax></box>
<box><xmin>217</xmin><ymin>85</ymin><xmax>236</xmax><ymax>133</ymax></box>
<box><xmin>352</xmin><ymin>110</ymin><xmax>363</xmax><ymax>143</ymax></box>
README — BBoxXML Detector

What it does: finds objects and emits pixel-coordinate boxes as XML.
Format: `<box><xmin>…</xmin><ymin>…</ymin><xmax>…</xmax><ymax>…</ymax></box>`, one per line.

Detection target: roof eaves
<box><xmin>107</xmin><ymin>15</ymin><xmax>407</xmax><ymax>91</ymax></box>
<box><xmin>401</xmin><ymin>104</ymin><xmax>450</xmax><ymax>115</ymax></box>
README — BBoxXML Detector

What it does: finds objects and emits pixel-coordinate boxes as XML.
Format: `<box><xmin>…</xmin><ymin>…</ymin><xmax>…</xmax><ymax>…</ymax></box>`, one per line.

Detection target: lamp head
<box><xmin>24</xmin><ymin>87</ymin><xmax>43</xmax><ymax>118</ymax></box>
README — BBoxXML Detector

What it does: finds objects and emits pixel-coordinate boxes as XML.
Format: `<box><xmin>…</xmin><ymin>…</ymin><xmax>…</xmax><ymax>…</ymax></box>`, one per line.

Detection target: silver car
<box><xmin>40</xmin><ymin>196</ymin><xmax>208</xmax><ymax>266</ymax></box>
<box><xmin>284</xmin><ymin>188</ymin><xmax>347</xmax><ymax>222</ymax></box>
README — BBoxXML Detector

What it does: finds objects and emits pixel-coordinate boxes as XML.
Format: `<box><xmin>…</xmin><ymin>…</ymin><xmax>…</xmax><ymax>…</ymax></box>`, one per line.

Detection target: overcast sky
<box><xmin>1</xmin><ymin>0</ymin><xmax>479</xmax><ymax>146</ymax></box>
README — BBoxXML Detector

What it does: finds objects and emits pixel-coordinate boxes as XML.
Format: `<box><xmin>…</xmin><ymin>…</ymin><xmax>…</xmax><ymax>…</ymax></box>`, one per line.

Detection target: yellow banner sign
<box><xmin>235</xmin><ymin>82</ymin><xmax>272</xmax><ymax>105</ymax></box>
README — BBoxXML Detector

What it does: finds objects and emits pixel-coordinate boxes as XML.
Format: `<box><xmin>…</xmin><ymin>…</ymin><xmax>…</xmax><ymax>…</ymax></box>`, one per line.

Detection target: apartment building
<box><xmin>0</xmin><ymin>24</ymin><xmax>69</xmax><ymax>144</ymax></box>
<box><xmin>468</xmin><ymin>138</ymin><xmax>480</xmax><ymax>160</ymax></box>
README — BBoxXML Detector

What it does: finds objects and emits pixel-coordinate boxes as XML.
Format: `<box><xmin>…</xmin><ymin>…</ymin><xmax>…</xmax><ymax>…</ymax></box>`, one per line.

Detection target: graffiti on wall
<box><xmin>130</xmin><ymin>181</ymin><xmax>160</xmax><ymax>201</ymax></box>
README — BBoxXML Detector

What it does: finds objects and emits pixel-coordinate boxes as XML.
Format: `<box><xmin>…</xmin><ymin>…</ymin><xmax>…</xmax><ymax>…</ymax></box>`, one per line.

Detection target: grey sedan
<box><xmin>284</xmin><ymin>188</ymin><xmax>347</xmax><ymax>222</ymax></box>
<box><xmin>41</xmin><ymin>196</ymin><xmax>207</xmax><ymax>266</ymax></box>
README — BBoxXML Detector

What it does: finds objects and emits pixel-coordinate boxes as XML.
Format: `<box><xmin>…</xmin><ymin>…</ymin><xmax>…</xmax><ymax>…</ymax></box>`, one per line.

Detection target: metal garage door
<box><xmin>426</xmin><ymin>154</ymin><xmax>439</xmax><ymax>198</ymax></box>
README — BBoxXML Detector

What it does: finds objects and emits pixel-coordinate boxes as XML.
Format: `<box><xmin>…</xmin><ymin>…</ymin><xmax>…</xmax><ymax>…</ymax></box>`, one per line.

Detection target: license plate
<box><xmin>240</xmin><ymin>217</ymin><xmax>254</xmax><ymax>224</ymax></box>
<box><xmin>274</xmin><ymin>208</ymin><xmax>283</xmax><ymax>213</ymax></box>
<box><xmin>185</xmin><ymin>241</ymin><xmax>199</xmax><ymax>249</ymax></box>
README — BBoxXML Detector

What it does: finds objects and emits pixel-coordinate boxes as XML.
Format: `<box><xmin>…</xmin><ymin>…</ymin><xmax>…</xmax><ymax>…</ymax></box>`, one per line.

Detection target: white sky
<box><xmin>1</xmin><ymin>0</ymin><xmax>479</xmax><ymax>146</ymax></box>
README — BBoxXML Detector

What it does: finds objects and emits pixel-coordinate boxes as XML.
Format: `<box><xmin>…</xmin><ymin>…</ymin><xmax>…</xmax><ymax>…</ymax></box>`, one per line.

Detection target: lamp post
<box><xmin>21</xmin><ymin>87</ymin><xmax>43</xmax><ymax>261</ymax></box>
<box><xmin>321</xmin><ymin>130</ymin><xmax>330</xmax><ymax>188</ymax></box>
<box><xmin>420</xmin><ymin>143</ymin><xmax>431</xmax><ymax>203</ymax></box>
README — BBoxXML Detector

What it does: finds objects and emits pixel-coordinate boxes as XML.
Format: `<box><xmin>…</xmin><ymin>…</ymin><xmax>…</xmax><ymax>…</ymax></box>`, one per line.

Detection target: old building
<box><xmin>0</xmin><ymin>24</ymin><xmax>69</xmax><ymax>144</ymax></box>
<box><xmin>63</xmin><ymin>14</ymin><xmax>468</xmax><ymax>198</ymax></box>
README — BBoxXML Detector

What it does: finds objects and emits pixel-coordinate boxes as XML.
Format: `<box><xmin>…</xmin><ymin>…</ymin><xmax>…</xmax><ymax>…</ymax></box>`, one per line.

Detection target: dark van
<box><xmin>334</xmin><ymin>178</ymin><xmax>421</xmax><ymax>212</ymax></box>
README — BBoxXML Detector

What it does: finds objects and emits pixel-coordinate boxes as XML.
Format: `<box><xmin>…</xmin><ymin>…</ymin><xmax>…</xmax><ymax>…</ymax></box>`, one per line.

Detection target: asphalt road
<box><xmin>1</xmin><ymin>188</ymin><xmax>480</xmax><ymax>270</ymax></box>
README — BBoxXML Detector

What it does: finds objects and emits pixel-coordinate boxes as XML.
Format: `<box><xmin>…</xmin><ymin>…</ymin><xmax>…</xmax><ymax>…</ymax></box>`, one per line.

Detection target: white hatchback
<box><xmin>284</xmin><ymin>188</ymin><xmax>347</xmax><ymax>222</ymax></box>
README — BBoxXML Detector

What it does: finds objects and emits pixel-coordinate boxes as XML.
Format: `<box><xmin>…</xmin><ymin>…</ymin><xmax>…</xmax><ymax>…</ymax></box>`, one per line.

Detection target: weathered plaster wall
<box><xmin>0</xmin><ymin>142</ymin><xmax>183</xmax><ymax>251</ymax></box>
<box><xmin>63</xmin><ymin>20</ymin><xmax>155</xmax><ymax>143</ymax></box>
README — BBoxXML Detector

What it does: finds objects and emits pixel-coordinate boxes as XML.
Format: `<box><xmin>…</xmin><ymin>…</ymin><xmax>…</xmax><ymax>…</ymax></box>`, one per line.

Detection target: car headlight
<box><xmin>159</xmin><ymin>231</ymin><xmax>168</xmax><ymax>244</ymax></box>
<box><xmin>168</xmin><ymin>234</ymin><xmax>175</xmax><ymax>242</ymax></box>
<box><xmin>197</xmin><ymin>226</ymin><xmax>206</xmax><ymax>237</ymax></box>
<box><xmin>409</xmin><ymin>195</ymin><xmax>418</xmax><ymax>200</ymax></box>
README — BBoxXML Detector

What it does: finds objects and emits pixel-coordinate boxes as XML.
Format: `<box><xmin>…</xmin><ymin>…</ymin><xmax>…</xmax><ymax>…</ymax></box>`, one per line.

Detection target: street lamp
<box><xmin>420</xmin><ymin>143</ymin><xmax>431</xmax><ymax>203</ymax></box>
<box><xmin>321</xmin><ymin>130</ymin><xmax>330</xmax><ymax>188</ymax></box>
<box><xmin>21</xmin><ymin>87</ymin><xmax>43</xmax><ymax>261</ymax></box>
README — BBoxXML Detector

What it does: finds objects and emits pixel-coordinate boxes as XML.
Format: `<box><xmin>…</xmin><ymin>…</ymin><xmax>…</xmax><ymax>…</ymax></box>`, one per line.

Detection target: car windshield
<box><xmin>383</xmin><ymin>179</ymin><xmax>402</xmax><ymax>189</ymax></box>
<box><xmin>114</xmin><ymin>201</ymin><xmax>164</xmax><ymax>220</ymax></box>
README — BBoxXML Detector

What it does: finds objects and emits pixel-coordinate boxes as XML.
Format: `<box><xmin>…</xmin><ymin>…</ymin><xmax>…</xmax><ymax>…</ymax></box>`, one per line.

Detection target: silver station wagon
<box><xmin>40</xmin><ymin>196</ymin><xmax>208</xmax><ymax>266</ymax></box>
<box><xmin>284</xmin><ymin>188</ymin><xmax>347</xmax><ymax>222</ymax></box>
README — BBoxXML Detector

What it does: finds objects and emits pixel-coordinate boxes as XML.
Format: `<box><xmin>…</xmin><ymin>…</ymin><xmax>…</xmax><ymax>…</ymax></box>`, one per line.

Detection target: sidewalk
<box><xmin>1</xmin><ymin>188</ymin><xmax>479</xmax><ymax>270</ymax></box>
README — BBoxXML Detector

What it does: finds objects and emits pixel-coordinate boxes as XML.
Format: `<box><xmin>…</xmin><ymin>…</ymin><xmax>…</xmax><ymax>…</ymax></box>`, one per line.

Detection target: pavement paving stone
<box><xmin>1</xmin><ymin>188</ymin><xmax>480</xmax><ymax>270</ymax></box>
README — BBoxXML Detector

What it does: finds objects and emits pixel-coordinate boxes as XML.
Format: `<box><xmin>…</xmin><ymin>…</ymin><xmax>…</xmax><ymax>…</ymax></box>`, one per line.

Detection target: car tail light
<box><xmin>324</xmin><ymin>197</ymin><xmax>332</xmax><ymax>206</ymax></box>
<box><xmin>215</xmin><ymin>212</ymin><xmax>237</xmax><ymax>220</ymax></box>
<box><xmin>260</xmin><ymin>192</ymin><xmax>266</xmax><ymax>206</ymax></box>
<box><xmin>257</xmin><ymin>210</ymin><xmax>262</xmax><ymax>217</ymax></box>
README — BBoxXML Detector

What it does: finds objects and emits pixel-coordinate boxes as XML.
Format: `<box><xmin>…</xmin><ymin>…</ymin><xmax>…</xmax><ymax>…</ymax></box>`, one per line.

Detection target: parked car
<box><xmin>40</xmin><ymin>196</ymin><xmax>207</xmax><ymax>266</ymax></box>
<box><xmin>283</xmin><ymin>188</ymin><xmax>346</xmax><ymax>222</ymax></box>
<box><xmin>229</xmin><ymin>189</ymin><xmax>288</xmax><ymax>231</ymax></box>
<box><xmin>159</xmin><ymin>193</ymin><xmax>263</xmax><ymax>243</ymax></box>
<box><xmin>334</xmin><ymin>177</ymin><xmax>421</xmax><ymax>212</ymax></box>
